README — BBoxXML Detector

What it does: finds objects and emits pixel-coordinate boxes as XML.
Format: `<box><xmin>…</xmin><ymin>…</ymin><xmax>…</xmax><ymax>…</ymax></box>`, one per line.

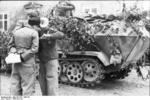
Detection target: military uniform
<box><xmin>8</xmin><ymin>26</ymin><xmax>39</xmax><ymax>96</ymax></box>
<box><xmin>38</xmin><ymin>28</ymin><xmax>64</xmax><ymax>96</ymax></box>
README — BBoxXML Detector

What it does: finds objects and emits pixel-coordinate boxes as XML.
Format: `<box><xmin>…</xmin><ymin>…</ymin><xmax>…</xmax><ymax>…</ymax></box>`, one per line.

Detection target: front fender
<box><xmin>58</xmin><ymin>51</ymin><xmax>110</xmax><ymax>66</ymax></box>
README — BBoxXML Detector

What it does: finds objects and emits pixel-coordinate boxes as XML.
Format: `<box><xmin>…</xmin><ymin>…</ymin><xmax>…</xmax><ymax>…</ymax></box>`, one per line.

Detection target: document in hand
<box><xmin>5</xmin><ymin>53</ymin><xmax>21</xmax><ymax>64</ymax></box>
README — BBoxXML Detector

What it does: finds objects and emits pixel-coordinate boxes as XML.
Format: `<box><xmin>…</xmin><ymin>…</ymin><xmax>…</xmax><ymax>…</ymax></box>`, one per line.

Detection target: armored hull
<box><xmin>57</xmin><ymin>33</ymin><xmax>150</xmax><ymax>87</ymax></box>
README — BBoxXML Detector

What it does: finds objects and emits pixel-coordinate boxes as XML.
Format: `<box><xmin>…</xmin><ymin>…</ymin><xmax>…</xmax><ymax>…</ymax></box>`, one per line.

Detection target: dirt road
<box><xmin>0</xmin><ymin>69</ymin><xmax>149</xmax><ymax>96</ymax></box>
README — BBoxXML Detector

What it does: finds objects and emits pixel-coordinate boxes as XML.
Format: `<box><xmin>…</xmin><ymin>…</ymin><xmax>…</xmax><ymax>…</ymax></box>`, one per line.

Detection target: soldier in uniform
<box><xmin>38</xmin><ymin>26</ymin><xmax>64</xmax><ymax>96</ymax></box>
<box><xmin>37</xmin><ymin>0</ymin><xmax>73</xmax><ymax>95</ymax></box>
<box><xmin>8</xmin><ymin>17</ymin><xmax>40</xmax><ymax>96</ymax></box>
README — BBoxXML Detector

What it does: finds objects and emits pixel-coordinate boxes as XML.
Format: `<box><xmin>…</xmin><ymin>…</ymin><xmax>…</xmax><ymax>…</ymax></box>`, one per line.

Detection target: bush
<box><xmin>0</xmin><ymin>31</ymin><xmax>12</xmax><ymax>71</ymax></box>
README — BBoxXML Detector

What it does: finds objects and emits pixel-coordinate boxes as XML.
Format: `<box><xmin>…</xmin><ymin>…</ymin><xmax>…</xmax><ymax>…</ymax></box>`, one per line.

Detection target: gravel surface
<box><xmin>0</xmin><ymin>69</ymin><xmax>149</xmax><ymax>96</ymax></box>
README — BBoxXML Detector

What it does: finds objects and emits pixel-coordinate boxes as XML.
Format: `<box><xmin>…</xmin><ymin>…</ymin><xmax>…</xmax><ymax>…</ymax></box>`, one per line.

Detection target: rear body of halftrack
<box><xmin>57</xmin><ymin>26</ymin><xmax>150</xmax><ymax>88</ymax></box>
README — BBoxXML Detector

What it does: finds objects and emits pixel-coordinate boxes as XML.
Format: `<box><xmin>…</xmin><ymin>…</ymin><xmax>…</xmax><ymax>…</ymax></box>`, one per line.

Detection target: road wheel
<box><xmin>66</xmin><ymin>62</ymin><xmax>83</xmax><ymax>83</ymax></box>
<box><xmin>82</xmin><ymin>59</ymin><xmax>103</xmax><ymax>82</ymax></box>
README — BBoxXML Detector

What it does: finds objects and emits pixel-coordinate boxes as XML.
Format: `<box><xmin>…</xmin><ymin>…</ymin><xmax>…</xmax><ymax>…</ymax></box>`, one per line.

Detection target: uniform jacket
<box><xmin>8</xmin><ymin>26</ymin><xmax>39</xmax><ymax>64</ymax></box>
<box><xmin>39</xmin><ymin>28</ymin><xmax>64</xmax><ymax>63</ymax></box>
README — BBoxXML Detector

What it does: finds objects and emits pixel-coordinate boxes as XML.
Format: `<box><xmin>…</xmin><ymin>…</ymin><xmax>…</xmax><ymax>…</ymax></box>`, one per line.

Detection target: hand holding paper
<box><xmin>40</xmin><ymin>34</ymin><xmax>52</xmax><ymax>40</ymax></box>
<box><xmin>5</xmin><ymin>53</ymin><xmax>21</xmax><ymax>64</ymax></box>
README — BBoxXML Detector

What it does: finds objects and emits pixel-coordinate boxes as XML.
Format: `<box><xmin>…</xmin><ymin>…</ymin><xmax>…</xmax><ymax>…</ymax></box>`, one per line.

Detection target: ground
<box><xmin>0</xmin><ymin>69</ymin><xmax>149</xmax><ymax>96</ymax></box>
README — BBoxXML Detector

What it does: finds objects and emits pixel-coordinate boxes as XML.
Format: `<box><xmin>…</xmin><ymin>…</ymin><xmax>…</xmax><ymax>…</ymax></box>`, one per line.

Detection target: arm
<box><xmin>7</xmin><ymin>35</ymin><xmax>16</xmax><ymax>53</ymax></box>
<box><xmin>40</xmin><ymin>28</ymin><xmax>64</xmax><ymax>40</ymax></box>
<box><xmin>48</xmin><ymin>29</ymin><xmax>64</xmax><ymax>40</ymax></box>
<box><xmin>21</xmin><ymin>31</ymin><xmax>39</xmax><ymax>61</ymax></box>
<box><xmin>29</xmin><ymin>31</ymin><xmax>39</xmax><ymax>54</ymax></box>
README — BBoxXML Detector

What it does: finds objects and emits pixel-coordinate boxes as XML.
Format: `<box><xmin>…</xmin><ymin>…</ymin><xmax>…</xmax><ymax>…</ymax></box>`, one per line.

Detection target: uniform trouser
<box><xmin>38</xmin><ymin>59</ymin><xmax>59</xmax><ymax>96</ymax></box>
<box><xmin>0</xmin><ymin>56</ymin><xmax>1</xmax><ymax>68</ymax></box>
<box><xmin>10</xmin><ymin>63</ymin><xmax>35</xmax><ymax>96</ymax></box>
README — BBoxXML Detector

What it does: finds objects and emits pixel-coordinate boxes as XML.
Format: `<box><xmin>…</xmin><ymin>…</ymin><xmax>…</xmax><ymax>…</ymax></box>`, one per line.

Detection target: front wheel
<box><xmin>82</xmin><ymin>59</ymin><xmax>104</xmax><ymax>83</ymax></box>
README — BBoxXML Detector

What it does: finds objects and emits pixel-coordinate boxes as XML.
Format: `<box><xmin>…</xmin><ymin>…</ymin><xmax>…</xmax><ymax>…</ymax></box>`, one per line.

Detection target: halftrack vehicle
<box><xmin>56</xmin><ymin>16</ymin><xmax>150</xmax><ymax>88</ymax></box>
